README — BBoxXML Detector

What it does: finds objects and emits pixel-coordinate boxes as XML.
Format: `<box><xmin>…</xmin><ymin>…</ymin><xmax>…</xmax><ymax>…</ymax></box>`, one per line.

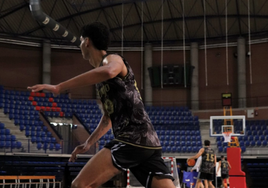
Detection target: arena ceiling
<box><xmin>1</xmin><ymin>0</ymin><xmax>268</xmax><ymax>47</ymax></box>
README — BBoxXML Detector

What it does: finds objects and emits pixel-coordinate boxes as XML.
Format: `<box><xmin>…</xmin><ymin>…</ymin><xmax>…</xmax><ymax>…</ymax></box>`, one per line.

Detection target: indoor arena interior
<box><xmin>0</xmin><ymin>0</ymin><xmax>268</xmax><ymax>188</ymax></box>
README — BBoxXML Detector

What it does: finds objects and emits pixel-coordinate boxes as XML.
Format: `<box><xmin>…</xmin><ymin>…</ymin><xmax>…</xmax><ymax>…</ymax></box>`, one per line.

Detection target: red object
<box><xmin>48</xmin><ymin>98</ymin><xmax>54</xmax><ymax>102</ymax></box>
<box><xmin>56</xmin><ymin>107</ymin><xmax>61</xmax><ymax>112</ymax></box>
<box><xmin>30</xmin><ymin>92</ymin><xmax>36</xmax><ymax>97</ymax></box>
<box><xmin>32</xmin><ymin>101</ymin><xmax>37</xmax><ymax>106</ymax></box>
<box><xmin>40</xmin><ymin>93</ymin><xmax>45</xmax><ymax>97</ymax></box>
<box><xmin>60</xmin><ymin>112</ymin><xmax>64</xmax><ymax>117</ymax></box>
<box><xmin>52</xmin><ymin>102</ymin><xmax>57</xmax><ymax>107</ymax></box>
<box><xmin>35</xmin><ymin>93</ymin><xmax>40</xmax><ymax>97</ymax></box>
<box><xmin>227</xmin><ymin>147</ymin><xmax>247</xmax><ymax>188</ymax></box>
<box><xmin>35</xmin><ymin>106</ymin><xmax>41</xmax><ymax>111</ymax></box>
<box><xmin>28</xmin><ymin>96</ymin><xmax>34</xmax><ymax>101</ymax></box>
<box><xmin>41</xmin><ymin>106</ymin><xmax>46</xmax><ymax>111</ymax></box>
<box><xmin>46</xmin><ymin>107</ymin><xmax>51</xmax><ymax>111</ymax></box>
<box><xmin>187</xmin><ymin>159</ymin><xmax>196</xmax><ymax>166</ymax></box>
<box><xmin>51</xmin><ymin>107</ymin><xmax>56</xmax><ymax>111</ymax></box>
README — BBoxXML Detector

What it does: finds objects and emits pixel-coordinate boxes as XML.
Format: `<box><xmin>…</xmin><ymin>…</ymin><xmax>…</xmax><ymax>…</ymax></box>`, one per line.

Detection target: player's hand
<box><xmin>191</xmin><ymin>169</ymin><xmax>193</xmax><ymax>172</ymax></box>
<box><xmin>69</xmin><ymin>142</ymin><xmax>90</xmax><ymax>162</ymax></box>
<box><xmin>27</xmin><ymin>84</ymin><xmax>60</xmax><ymax>96</ymax></box>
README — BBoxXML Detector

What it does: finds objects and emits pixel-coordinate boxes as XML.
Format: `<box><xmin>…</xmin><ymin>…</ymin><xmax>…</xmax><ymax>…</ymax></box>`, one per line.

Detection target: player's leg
<box><xmin>194</xmin><ymin>179</ymin><xmax>202</xmax><ymax>188</ymax></box>
<box><xmin>151</xmin><ymin>177</ymin><xmax>175</xmax><ymax>188</ymax></box>
<box><xmin>200</xmin><ymin>181</ymin><xmax>204</xmax><ymax>188</ymax></box>
<box><xmin>71</xmin><ymin>148</ymin><xmax>121</xmax><ymax>188</ymax></box>
<box><xmin>203</xmin><ymin>180</ymin><xmax>208</xmax><ymax>188</ymax></box>
<box><xmin>130</xmin><ymin>149</ymin><xmax>175</xmax><ymax>188</ymax></box>
<box><xmin>208</xmin><ymin>180</ymin><xmax>215</xmax><ymax>188</ymax></box>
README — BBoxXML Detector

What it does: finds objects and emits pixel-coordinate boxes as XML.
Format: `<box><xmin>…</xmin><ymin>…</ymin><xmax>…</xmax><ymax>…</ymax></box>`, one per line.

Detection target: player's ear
<box><xmin>86</xmin><ymin>37</ymin><xmax>93</xmax><ymax>47</ymax></box>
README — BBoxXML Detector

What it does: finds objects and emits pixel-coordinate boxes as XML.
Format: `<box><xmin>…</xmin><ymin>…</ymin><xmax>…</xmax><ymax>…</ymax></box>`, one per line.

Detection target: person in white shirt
<box><xmin>191</xmin><ymin>156</ymin><xmax>204</xmax><ymax>188</ymax></box>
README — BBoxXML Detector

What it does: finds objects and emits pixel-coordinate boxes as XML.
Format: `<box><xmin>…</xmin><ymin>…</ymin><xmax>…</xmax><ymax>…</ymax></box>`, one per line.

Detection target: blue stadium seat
<box><xmin>176</xmin><ymin>146</ymin><xmax>181</xmax><ymax>152</ymax></box>
<box><xmin>166</xmin><ymin>146</ymin><xmax>171</xmax><ymax>153</ymax></box>
<box><xmin>163</xmin><ymin>141</ymin><xmax>169</xmax><ymax>146</ymax></box>
<box><xmin>217</xmin><ymin>141</ymin><xmax>222</xmax><ymax>147</ymax></box>
<box><xmin>0</xmin><ymin>135</ymin><xmax>5</xmax><ymax>141</ymax></box>
<box><xmin>262</xmin><ymin>140</ymin><xmax>267</xmax><ymax>146</ymax></box>
<box><xmin>0</xmin><ymin>141</ymin><xmax>4</xmax><ymax>148</ymax></box>
<box><xmin>192</xmin><ymin>146</ymin><xmax>198</xmax><ymax>152</ymax></box>
<box><xmin>241</xmin><ymin>146</ymin><xmax>246</xmax><ymax>152</ymax></box>
<box><xmin>55</xmin><ymin>144</ymin><xmax>61</xmax><ymax>151</ymax></box>
<box><xmin>5</xmin><ymin>141</ymin><xmax>11</xmax><ymax>148</ymax></box>
<box><xmin>37</xmin><ymin>142</ymin><xmax>42</xmax><ymax>150</ymax></box>
<box><xmin>218</xmin><ymin>146</ymin><xmax>223</xmax><ymax>152</ymax></box>
<box><xmin>162</xmin><ymin>146</ymin><xmax>166</xmax><ymax>152</ymax></box>
<box><xmin>186</xmin><ymin>146</ymin><xmax>192</xmax><ymax>152</ymax></box>
<box><xmin>169</xmin><ymin>141</ymin><xmax>175</xmax><ymax>146</ymax></box>
<box><xmin>49</xmin><ymin>143</ymin><xmax>54</xmax><ymax>150</ymax></box>
<box><xmin>181</xmin><ymin>146</ymin><xmax>187</xmax><ymax>153</ymax></box>
<box><xmin>11</xmin><ymin>141</ymin><xmax>16</xmax><ymax>149</ymax></box>
<box><xmin>256</xmin><ymin>140</ymin><xmax>262</xmax><ymax>146</ymax></box>
<box><xmin>186</xmin><ymin>141</ymin><xmax>191</xmax><ymax>146</ymax></box>
<box><xmin>250</xmin><ymin>140</ymin><xmax>256</xmax><ymax>147</ymax></box>
<box><xmin>171</xmin><ymin>146</ymin><xmax>176</xmax><ymax>153</ymax></box>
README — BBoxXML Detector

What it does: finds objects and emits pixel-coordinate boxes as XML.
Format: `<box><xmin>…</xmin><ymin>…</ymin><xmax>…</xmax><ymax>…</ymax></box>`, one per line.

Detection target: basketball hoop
<box><xmin>223</xmin><ymin>132</ymin><xmax>232</xmax><ymax>142</ymax></box>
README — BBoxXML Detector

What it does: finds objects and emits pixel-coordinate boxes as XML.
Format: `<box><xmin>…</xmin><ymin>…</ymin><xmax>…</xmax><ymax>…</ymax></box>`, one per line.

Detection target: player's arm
<box><xmin>58</xmin><ymin>55</ymin><xmax>125</xmax><ymax>91</ymax></box>
<box><xmin>191</xmin><ymin>158</ymin><xmax>199</xmax><ymax>171</ymax></box>
<box><xmin>214</xmin><ymin>154</ymin><xmax>217</xmax><ymax>167</ymax></box>
<box><xmin>228</xmin><ymin>161</ymin><xmax>232</xmax><ymax>169</ymax></box>
<box><xmin>216</xmin><ymin>161</ymin><xmax>221</xmax><ymax>173</ymax></box>
<box><xmin>28</xmin><ymin>54</ymin><xmax>125</xmax><ymax>93</ymax></box>
<box><xmin>188</xmin><ymin>148</ymin><xmax>204</xmax><ymax>161</ymax></box>
<box><xmin>84</xmin><ymin>114</ymin><xmax>111</xmax><ymax>147</ymax></box>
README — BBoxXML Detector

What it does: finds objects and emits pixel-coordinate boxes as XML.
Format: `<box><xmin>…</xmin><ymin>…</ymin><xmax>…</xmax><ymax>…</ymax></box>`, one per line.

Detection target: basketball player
<box><xmin>28</xmin><ymin>22</ymin><xmax>175</xmax><ymax>188</ymax></box>
<box><xmin>187</xmin><ymin>140</ymin><xmax>216</xmax><ymax>188</ymax></box>
<box><xmin>216</xmin><ymin>156</ymin><xmax>231</xmax><ymax>188</ymax></box>
<box><xmin>190</xmin><ymin>156</ymin><xmax>204</xmax><ymax>188</ymax></box>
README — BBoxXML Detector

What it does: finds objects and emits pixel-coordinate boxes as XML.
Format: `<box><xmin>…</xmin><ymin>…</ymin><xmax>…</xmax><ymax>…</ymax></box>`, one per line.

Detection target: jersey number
<box><xmin>206</xmin><ymin>154</ymin><xmax>214</xmax><ymax>162</ymax></box>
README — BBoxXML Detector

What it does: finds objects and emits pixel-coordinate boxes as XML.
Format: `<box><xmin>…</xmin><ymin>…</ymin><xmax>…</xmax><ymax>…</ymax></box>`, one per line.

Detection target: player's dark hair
<box><xmin>204</xmin><ymin>140</ymin><xmax>210</xmax><ymax>146</ymax></box>
<box><xmin>81</xmin><ymin>22</ymin><xmax>110</xmax><ymax>51</ymax></box>
<box><xmin>221</xmin><ymin>155</ymin><xmax>225</xmax><ymax>159</ymax></box>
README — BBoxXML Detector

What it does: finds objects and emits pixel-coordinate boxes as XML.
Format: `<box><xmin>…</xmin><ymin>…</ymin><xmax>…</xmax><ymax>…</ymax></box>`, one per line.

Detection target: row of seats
<box><xmin>159</xmin><ymin>135</ymin><xmax>201</xmax><ymax>141</ymax></box>
<box><xmin>145</xmin><ymin>106</ymin><xmax>190</xmax><ymax>112</ymax></box>
<box><xmin>217</xmin><ymin>135</ymin><xmax>268</xmax><ymax>142</ymax></box>
<box><xmin>218</xmin><ymin>146</ymin><xmax>246</xmax><ymax>153</ymax></box>
<box><xmin>0</xmin><ymin>141</ymin><xmax>22</xmax><ymax>149</ymax></box>
<box><xmin>36</xmin><ymin>142</ymin><xmax>61</xmax><ymax>151</ymax></box>
<box><xmin>156</xmin><ymin>130</ymin><xmax>200</xmax><ymax>136</ymax></box>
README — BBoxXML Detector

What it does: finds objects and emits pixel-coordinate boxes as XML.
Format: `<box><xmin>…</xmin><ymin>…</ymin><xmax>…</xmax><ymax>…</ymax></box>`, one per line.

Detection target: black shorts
<box><xmin>221</xmin><ymin>174</ymin><xmax>229</xmax><ymax>179</ymax></box>
<box><xmin>198</xmin><ymin>172</ymin><xmax>214</xmax><ymax>181</ymax></box>
<box><xmin>104</xmin><ymin>140</ymin><xmax>174</xmax><ymax>188</ymax></box>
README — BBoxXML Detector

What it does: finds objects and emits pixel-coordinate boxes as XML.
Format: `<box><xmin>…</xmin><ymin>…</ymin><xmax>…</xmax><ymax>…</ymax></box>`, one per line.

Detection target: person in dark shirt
<box><xmin>187</xmin><ymin>140</ymin><xmax>216</xmax><ymax>188</ymax></box>
<box><xmin>28</xmin><ymin>22</ymin><xmax>175</xmax><ymax>188</ymax></box>
<box><xmin>217</xmin><ymin>156</ymin><xmax>231</xmax><ymax>188</ymax></box>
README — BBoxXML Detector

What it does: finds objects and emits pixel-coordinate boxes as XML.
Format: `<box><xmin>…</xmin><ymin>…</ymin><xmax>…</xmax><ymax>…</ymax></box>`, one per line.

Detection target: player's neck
<box><xmin>90</xmin><ymin>50</ymin><xmax>107</xmax><ymax>67</ymax></box>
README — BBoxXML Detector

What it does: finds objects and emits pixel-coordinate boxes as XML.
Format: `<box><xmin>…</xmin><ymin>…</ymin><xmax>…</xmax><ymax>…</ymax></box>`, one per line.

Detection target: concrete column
<box><xmin>190</xmin><ymin>42</ymin><xmax>199</xmax><ymax>110</ymax></box>
<box><xmin>237</xmin><ymin>37</ymin><xmax>246</xmax><ymax>108</ymax></box>
<box><xmin>42</xmin><ymin>40</ymin><xmax>51</xmax><ymax>84</ymax></box>
<box><xmin>144</xmin><ymin>43</ymin><xmax>153</xmax><ymax>106</ymax></box>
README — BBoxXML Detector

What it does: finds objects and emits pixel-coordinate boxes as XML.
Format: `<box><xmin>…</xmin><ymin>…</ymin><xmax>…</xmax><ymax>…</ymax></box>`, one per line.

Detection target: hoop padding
<box><xmin>223</xmin><ymin>132</ymin><xmax>232</xmax><ymax>142</ymax></box>
<box><xmin>127</xmin><ymin>157</ymin><xmax>180</xmax><ymax>188</ymax></box>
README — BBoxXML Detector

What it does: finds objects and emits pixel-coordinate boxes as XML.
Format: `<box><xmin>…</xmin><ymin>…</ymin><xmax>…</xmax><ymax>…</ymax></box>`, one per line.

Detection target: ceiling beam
<box><xmin>0</xmin><ymin>3</ymin><xmax>28</xmax><ymax>19</ymax></box>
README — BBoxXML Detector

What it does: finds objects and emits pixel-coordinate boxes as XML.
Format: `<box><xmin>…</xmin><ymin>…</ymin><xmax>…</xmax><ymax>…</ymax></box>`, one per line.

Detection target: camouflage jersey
<box><xmin>221</xmin><ymin>160</ymin><xmax>229</xmax><ymax>175</ymax></box>
<box><xmin>95</xmin><ymin>54</ymin><xmax>161</xmax><ymax>149</ymax></box>
<box><xmin>200</xmin><ymin>147</ymin><xmax>215</xmax><ymax>174</ymax></box>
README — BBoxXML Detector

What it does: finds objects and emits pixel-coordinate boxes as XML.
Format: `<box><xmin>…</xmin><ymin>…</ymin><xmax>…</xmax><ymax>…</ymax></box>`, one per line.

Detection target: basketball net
<box><xmin>223</xmin><ymin>132</ymin><xmax>232</xmax><ymax>142</ymax></box>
